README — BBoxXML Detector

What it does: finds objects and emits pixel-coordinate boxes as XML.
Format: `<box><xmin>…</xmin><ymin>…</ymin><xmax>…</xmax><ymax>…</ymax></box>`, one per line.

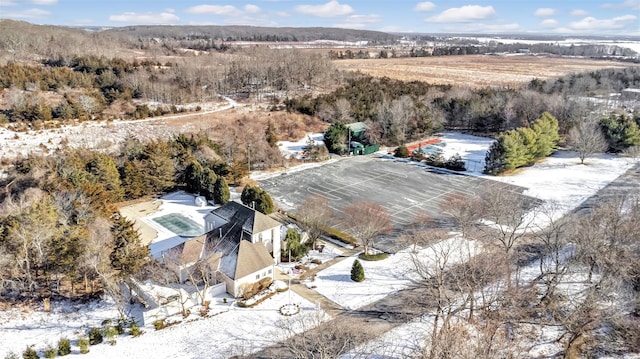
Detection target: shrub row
<box><xmin>7</xmin><ymin>319</ymin><xmax>143</xmax><ymax>358</ymax></box>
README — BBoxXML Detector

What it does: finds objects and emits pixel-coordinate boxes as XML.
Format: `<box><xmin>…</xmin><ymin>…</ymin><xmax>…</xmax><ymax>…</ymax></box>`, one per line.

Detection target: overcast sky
<box><xmin>0</xmin><ymin>0</ymin><xmax>638</xmax><ymax>35</ymax></box>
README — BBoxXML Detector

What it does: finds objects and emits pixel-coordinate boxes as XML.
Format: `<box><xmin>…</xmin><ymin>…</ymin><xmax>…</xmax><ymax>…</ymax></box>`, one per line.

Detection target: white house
<box><xmin>161</xmin><ymin>201</ymin><xmax>282</xmax><ymax>297</ymax></box>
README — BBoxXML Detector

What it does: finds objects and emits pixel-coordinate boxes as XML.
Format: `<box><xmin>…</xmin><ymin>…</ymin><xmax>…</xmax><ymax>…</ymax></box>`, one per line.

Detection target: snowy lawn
<box><xmin>436</xmin><ymin>132</ymin><xmax>638</xmax><ymax>226</ymax></box>
<box><xmin>312</xmin><ymin>236</ymin><xmax>479</xmax><ymax>310</ymax></box>
<box><xmin>277</xmin><ymin>244</ymin><xmax>344</xmax><ymax>275</ymax></box>
<box><xmin>0</xmin><ymin>290</ymin><xmax>322</xmax><ymax>359</ymax></box>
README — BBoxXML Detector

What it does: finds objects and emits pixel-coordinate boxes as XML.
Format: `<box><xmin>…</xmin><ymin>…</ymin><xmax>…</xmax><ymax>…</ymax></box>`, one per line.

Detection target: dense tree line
<box><xmin>105</xmin><ymin>25</ymin><xmax>399</xmax><ymax>44</ymax></box>
<box><xmin>401</xmin><ymin>43</ymin><xmax>637</xmax><ymax>59</ymax></box>
<box><xmin>0</xmin><ymin>132</ymin><xmax>234</xmax><ymax>300</ymax></box>
<box><xmin>0</xmin><ymin>47</ymin><xmax>336</xmax><ymax>125</ymax></box>
<box><xmin>285</xmin><ymin>75</ymin><xmax>593</xmax><ymax>145</ymax></box>
<box><xmin>484</xmin><ymin>112</ymin><xmax>561</xmax><ymax>175</ymax></box>
<box><xmin>529</xmin><ymin>67</ymin><xmax>640</xmax><ymax>96</ymax></box>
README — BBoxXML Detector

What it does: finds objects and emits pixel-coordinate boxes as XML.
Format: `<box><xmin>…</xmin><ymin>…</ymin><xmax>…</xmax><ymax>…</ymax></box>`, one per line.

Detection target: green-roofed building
<box><xmin>346</xmin><ymin>121</ymin><xmax>370</xmax><ymax>140</ymax></box>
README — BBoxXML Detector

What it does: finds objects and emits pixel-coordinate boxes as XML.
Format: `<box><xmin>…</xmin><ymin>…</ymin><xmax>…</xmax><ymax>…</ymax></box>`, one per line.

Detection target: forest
<box><xmin>0</xmin><ymin>132</ymin><xmax>243</xmax><ymax>300</ymax></box>
<box><xmin>285</xmin><ymin>67</ymin><xmax>640</xmax><ymax>147</ymax></box>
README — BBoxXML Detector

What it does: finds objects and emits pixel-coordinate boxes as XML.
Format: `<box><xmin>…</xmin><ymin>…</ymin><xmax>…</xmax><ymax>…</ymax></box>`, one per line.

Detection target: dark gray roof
<box><xmin>210</xmin><ymin>201</ymin><xmax>280</xmax><ymax>234</ymax></box>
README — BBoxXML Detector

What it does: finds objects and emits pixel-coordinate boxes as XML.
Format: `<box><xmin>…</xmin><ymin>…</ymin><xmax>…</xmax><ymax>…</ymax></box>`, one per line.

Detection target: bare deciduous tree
<box><xmin>272</xmin><ymin>310</ymin><xmax>385</xmax><ymax>359</ymax></box>
<box><xmin>390</xmin><ymin>95</ymin><xmax>415</xmax><ymax>145</ymax></box>
<box><xmin>297</xmin><ymin>195</ymin><xmax>333</xmax><ymax>249</ymax></box>
<box><xmin>440</xmin><ymin>192</ymin><xmax>483</xmax><ymax>238</ymax></box>
<box><xmin>568</xmin><ymin>117</ymin><xmax>608</xmax><ymax>164</ymax></box>
<box><xmin>478</xmin><ymin>186</ymin><xmax>536</xmax><ymax>288</ymax></box>
<box><xmin>342</xmin><ymin>201</ymin><xmax>392</xmax><ymax>255</ymax></box>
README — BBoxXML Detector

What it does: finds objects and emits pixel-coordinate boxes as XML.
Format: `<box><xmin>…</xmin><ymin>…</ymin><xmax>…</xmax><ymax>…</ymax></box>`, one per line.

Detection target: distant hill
<box><xmin>103</xmin><ymin>25</ymin><xmax>399</xmax><ymax>44</ymax></box>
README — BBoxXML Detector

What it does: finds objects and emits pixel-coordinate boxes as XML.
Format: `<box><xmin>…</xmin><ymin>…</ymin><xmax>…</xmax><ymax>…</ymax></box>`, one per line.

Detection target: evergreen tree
<box><xmin>532</xmin><ymin>112</ymin><xmax>560</xmax><ymax>158</ymax></box>
<box><xmin>600</xmin><ymin>114</ymin><xmax>640</xmax><ymax>152</ymax></box>
<box><xmin>213</xmin><ymin>176</ymin><xmax>230</xmax><ymax>205</ymax></box>
<box><xmin>351</xmin><ymin>259</ymin><xmax>365</xmax><ymax>282</ymax></box>
<box><xmin>256</xmin><ymin>190</ymin><xmax>275</xmax><ymax>215</ymax></box>
<box><xmin>323</xmin><ymin>122</ymin><xmax>349</xmax><ymax>155</ymax></box>
<box><xmin>484</xmin><ymin>137</ymin><xmax>507</xmax><ymax>175</ymax></box>
<box><xmin>200</xmin><ymin>168</ymin><xmax>217</xmax><ymax>200</ymax></box>
<box><xmin>241</xmin><ymin>185</ymin><xmax>275</xmax><ymax>214</ymax></box>
<box><xmin>394</xmin><ymin>145</ymin><xmax>410</xmax><ymax>158</ymax></box>
<box><xmin>109</xmin><ymin>217</ymin><xmax>148</xmax><ymax>278</ymax></box>
<box><xmin>141</xmin><ymin>140</ymin><xmax>176</xmax><ymax>193</ymax></box>
<box><xmin>265</xmin><ymin>120</ymin><xmax>278</xmax><ymax>148</ymax></box>
<box><xmin>502</xmin><ymin>130</ymin><xmax>528</xmax><ymax>170</ymax></box>
<box><xmin>120</xmin><ymin>160</ymin><xmax>146</xmax><ymax>199</ymax></box>
<box><xmin>184</xmin><ymin>160</ymin><xmax>204</xmax><ymax>194</ymax></box>
<box><xmin>86</xmin><ymin>153</ymin><xmax>124</xmax><ymax>202</ymax></box>
<box><xmin>283</xmin><ymin>228</ymin><xmax>307</xmax><ymax>261</ymax></box>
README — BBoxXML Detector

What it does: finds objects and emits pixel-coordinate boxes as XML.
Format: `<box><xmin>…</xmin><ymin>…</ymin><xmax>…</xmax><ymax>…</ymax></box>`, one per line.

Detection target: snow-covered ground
<box><xmin>312</xmin><ymin>236</ymin><xmax>479</xmax><ymax>310</ymax></box>
<box><xmin>251</xmin><ymin>132</ymin><xmax>335</xmax><ymax>181</ymax></box>
<box><xmin>0</xmin><ymin>289</ymin><xmax>320</xmax><ymax>359</ymax></box>
<box><xmin>2</xmin><ymin>131</ymin><xmax>638</xmax><ymax>358</ymax></box>
<box><xmin>0</xmin><ymin>97</ymin><xmax>236</xmax><ymax>161</ymax></box>
<box><xmin>436</xmin><ymin>131</ymin><xmax>638</xmax><ymax>226</ymax></box>
<box><xmin>276</xmin><ymin>132</ymin><xmax>325</xmax><ymax>160</ymax></box>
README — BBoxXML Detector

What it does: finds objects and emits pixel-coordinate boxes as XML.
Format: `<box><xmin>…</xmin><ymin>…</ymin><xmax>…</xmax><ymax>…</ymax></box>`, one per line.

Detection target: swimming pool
<box><xmin>153</xmin><ymin>213</ymin><xmax>204</xmax><ymax>237</ymax></box>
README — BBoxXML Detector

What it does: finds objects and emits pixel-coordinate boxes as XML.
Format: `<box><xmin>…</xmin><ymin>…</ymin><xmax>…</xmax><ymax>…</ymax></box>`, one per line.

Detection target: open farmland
<box><xmin>333</xmin><ymin>54</ymin><xmax>638</xmax><ymax>87</ymax></box>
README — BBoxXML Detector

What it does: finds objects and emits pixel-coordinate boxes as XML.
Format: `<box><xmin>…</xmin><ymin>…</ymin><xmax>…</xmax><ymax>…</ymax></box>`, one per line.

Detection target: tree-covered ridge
<box><xmin>0</xmin><ymin>132</ymin><xmax>234</xmax><ymax>300</ymax></box>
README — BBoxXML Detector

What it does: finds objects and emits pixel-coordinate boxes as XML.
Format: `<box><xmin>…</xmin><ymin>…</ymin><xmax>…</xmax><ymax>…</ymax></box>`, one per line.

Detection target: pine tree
<box><xmin>351</xmin><ymin>259</ymin><xmax>365</xmax><ymax>282</ymax></box>
<box><xmin>532</xmin><ymin>112</ymin><xmax>560</xmax><ymax>158</ymax></box>
<box><xmin>323</xmin><ymin>122</ymin><xmax>349</xmax><ymax>155</ymax></box>
<box><xmin>200</xmin><ymin>168</ymin><xmax>217</xmax><ymax>200</ymax></box>
<box><xmin>394</xmin><ymin>145</ymin><xmax>410</xmax><ymax>158</ymax></box>
<box><xmin>241</xmin><ymin>185</ymin><xmax>275</xmax><ymax>214</ymax></box>
<box><xmin>109</xmin><ymin>217</ymin><xmax>149</xmax><ymax>277</ymax></box>
<box><xmin>484</xmin><ymin>137</ymin><xmax>507</xmax><ymax>175</ymax></box>
<box><xmin>265</xmin><ymin>120</ymin><xmax>278</xmax><ymax>148</ymax></box>
<box><xmin>213</xmin><ymin>176</ymin><xmax>230</xmax><ymax>205</ymax></box>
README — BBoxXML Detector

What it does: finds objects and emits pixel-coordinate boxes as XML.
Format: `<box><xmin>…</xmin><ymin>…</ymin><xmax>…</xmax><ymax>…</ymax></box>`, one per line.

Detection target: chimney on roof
<box><xmin>219</xmin><ymin>228</ymin><xmax>222</xmax><ymax>238</ymax></box>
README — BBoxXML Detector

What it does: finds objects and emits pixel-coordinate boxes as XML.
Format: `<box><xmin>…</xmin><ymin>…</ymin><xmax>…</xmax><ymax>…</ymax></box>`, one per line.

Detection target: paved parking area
<box><xmin>259</xmin><ymin>155</ymin><xmax>528</xmax><ymax>252</ymax></box>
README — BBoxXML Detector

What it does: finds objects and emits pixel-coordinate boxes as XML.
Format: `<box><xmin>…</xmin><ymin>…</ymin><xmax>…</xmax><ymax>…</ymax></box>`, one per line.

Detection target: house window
<box><xmin>268</xmin><ymin>269</ymin><xmax>272</xmax><ymax>274</ymax></box>
<box><xmin>256</xmin><ymin>274</ymin><xmax>260</xmax><ymax>280</ymax></box>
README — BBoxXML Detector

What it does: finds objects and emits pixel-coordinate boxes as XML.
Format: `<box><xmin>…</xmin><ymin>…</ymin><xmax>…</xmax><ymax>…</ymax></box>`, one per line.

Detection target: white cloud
<box><xmin>534</xmin><ymin>8</ymin><xmax>555</xmax><ymax>17</ymax></box>
<box><xmin>414</xmin><ymin>2</ymin><xmax>436</xmax><ymax>12</ymax></box>
<box><xmin>109</xmin><ymin>11</ymin><xmax>180</xmax><ymax>24</ymax></box>
<box><xmin>602</xmin><ymin>0</ymin><xmax>640</xmax><ymax>11</ymax></box>
<box><xmin>295</xmin><ymin>1</ymin><xmax>354</xmax><ymax>18</ymax></box>
<box><xmin>244</xmin><ymin>4</ymin><xmax>261</xmax><ymax>14</ymax></box>
<box><xmin>275</xmin><ymin>11</ymin><xmax>290</xmax><ymax>17</ymax></box>
<box><xmin>540</xmin><ymin>19</ymin><xmax>558</xmax><ymax>28</ymax></box>
<box><xmin>426</xmin><ymin>5</ymin><xmax>495</xmax><ymax>23</ymax></box>
<box><xmin>568</xmin><ymin>15</ymin><xmax>637</xmax><ymax>31</ymax></box>
<box><xmin>0</xmin><ymin>0</ymin><xmax>17</xmax><ymax>6</ymax></box>
<box><xmin>28</xmin><ymin>0</ymin><xmax>57</xmax><ymax>4</ymax></box>
<box><xmin>3</xmin><ymin>8</ymin><xmax>50</xmax><ymax>18</ymax></box>
<box><xmin>570</xmin><ymin>9</ymin><xmax>588</xmax><ymax>17</ymax></box>
<box><xmin>185</xmin><ymin>5</ymin><xmax>240</xmax><ymax>15</ymax></box>
<box><xmin>334</xmin><ymin>14</ymin><xmax>381</xmax><ymax>29</ymax></box>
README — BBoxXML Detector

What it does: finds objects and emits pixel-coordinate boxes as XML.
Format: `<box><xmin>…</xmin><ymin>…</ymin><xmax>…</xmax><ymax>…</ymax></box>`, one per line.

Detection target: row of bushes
<box><xmin>6</xmin><ymin>319</ymin><xmax>141</xmax><ymax>358</ymax></box>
